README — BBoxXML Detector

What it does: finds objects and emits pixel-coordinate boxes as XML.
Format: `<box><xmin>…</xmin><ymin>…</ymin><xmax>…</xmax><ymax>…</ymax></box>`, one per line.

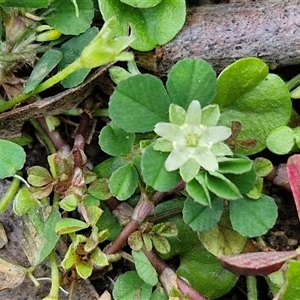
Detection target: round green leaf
<box><xmin>166</xmin><ymin>58</ymin><xmax>217</xmax><ymax>109</ymax></box>
<box><xmin>109</xmin><ymin>163</ymin><xmax>138</xmax><ymax>200</ymax></box>
<box><xmin>229</xmin><ymin>195</ymin><xmax>278</xmax><ymax>237</ymax></box>
<box><xmin>99</xmin><ymin>0</ymin><xmax>185</xmax><ymax>51</ymax></box>
<box><xmin>76</xmin><ymin>261</ymin><xmax>92</xmax><ymax>279</ymax></box>
<box><xmin>266</xmin><ymin>126</ymin><xmax>295</xmax><ymax>155</ymax></box>
<box><xmin>99</xmin><ymin>122</ymin><xmax>135</xmax><ymax>156</ymax></box>
<box><xmin>214</xmin><ymin>57</ymin><xmax>292</xmax><ymax>155</ymax></box>
<box><xmin>183</xmin><ymin>196</ymin><xmax>224</xmax><ymax>232</ymax></box>
<box><xmin>132</xmin><ymin>250</ymin><xmax>158</xmax><ymax>286</ymax></box>
<box><xmin>113</xmin><ymin>271</ymin><xmax>152</xmax><ymax>300</ymax></box>
<box><xmin>0</xmin><ymin>139</ymin><xmax>26</xmax><ymax>178</ymax></box>
<box><xmin>141</xmin><ymin>144</ymin><xmax>180</xmax><ymax>191</ymax></box>
<box><xmin>45</xmin><ymin>0</ymin><xmax>94</xmax><ymax>35</ymax></box>
<box><xmin>109</xmin><ymin>74</ymin><xmax>170</xmax><ymax>132</ymax></box>
<box><xmin>176</xmin><ymin>244</ymin><xmax>238</xmax><ymax>299</ymax></box>
<box><xmin>120</xmin><ymin>0</ymin><xmax>161</xmax><ymax>8</ymax></box>
<box><xmin>93</xmin><ymin>156</ymin><xmax>128</xmax><ymax>178</ymax></box>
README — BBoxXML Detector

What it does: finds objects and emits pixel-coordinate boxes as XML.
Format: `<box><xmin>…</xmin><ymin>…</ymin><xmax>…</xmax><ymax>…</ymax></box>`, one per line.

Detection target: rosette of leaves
<box><xmin>128</xmin><ymin>221</ymin><xmax>178</xmax><ymax>254</ymax></box>
<box><xmin>97</xmin><ymin>58</ymin><xmax>283</xmax><ymax>240</ymax></box>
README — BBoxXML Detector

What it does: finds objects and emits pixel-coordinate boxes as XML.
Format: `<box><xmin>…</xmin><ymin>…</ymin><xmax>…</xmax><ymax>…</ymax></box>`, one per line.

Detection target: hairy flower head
<box><xmin>154</xmin><ymin>100</ymin><xmax>232</xmax><ymax>182</ymax></box>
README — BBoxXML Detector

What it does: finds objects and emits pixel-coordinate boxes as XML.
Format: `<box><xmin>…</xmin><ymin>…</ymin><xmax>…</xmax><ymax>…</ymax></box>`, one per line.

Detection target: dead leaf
<box><xmin>0</xmin><ymin>257</ymin><xmax>26</xmax><ymax>291</ymax></box>
<box><xmin>0</xmin><ymin>64</ymin><xmax>112</xmax><ymax>138</ymax></box>
<box><xmin>0</xmin><ymin>222</ymin><xmax>7</xmax><ymax>248</ymax></box>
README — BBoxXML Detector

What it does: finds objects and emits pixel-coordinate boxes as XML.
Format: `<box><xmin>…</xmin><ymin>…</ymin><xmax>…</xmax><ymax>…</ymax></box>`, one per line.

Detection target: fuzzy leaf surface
<box><xmin>166</xmin><ymin>58</ymin><xmax>216</xmax><ymax>109</ymax></box>
<box><xmin>229</xmin><ymin>195</ymin><xmax>277</xmax><ymax>237</ymax></box>
<box><xmin>113</xmin><ymin>271</ymin><xmax>152</xmax><ymax>300</ymax></box>
<box><xmin>183</xmin><ymin>196</ymin><xmax>223</xmax><ymax>232</ymax></box>
<box><xmin>109</xmin><ymin>74</ymin><xmax>170</xmax><ymax>132</ymax></box>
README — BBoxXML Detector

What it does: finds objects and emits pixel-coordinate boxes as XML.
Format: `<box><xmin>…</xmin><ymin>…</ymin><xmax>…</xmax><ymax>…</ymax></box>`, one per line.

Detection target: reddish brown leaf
<box><xmin>286</xmin><ymin>155</ymin><xmax>300</xmax><ymax>221</ymax></box>
<box><xmin>219</xmin><ymin>250</ymin><xmax>299</xmax><ymax>276</ymax></box>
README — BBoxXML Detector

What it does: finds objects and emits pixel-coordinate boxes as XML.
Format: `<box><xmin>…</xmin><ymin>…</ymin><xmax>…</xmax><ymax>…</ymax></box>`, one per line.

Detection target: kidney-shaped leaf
<box><xmin>166</xmin><ymin>58</ymin><xmax>217</xmax><ymax>109</ymax></box>
<box><xmin>0</xmin><ymin>140</ymin><xmax>26</xmax><ymax>179</ymax></box>
<box><xmin>99</xmin><ymin>0</ymin><xmax>185</xmax><ymax>51</ymax></box>
<box><xmin>214</xmin><ymin>57</ymin><xmax>292</xmax><ymax>155</ymax></box>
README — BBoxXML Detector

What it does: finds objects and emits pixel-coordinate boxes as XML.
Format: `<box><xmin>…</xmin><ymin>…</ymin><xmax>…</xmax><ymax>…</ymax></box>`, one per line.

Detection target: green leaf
<box><xmin>152</xmin><ymin>222</ymin><xmax>178</xmax><ymax>237</ymax></box>
<box><xmin>86</xmin><ymin>206</ymin><xmax>103</xmax><ymax>226</ymax></box>
<box><xmin>45</xmin><ymin>0</ymin><xmax>94</xmax><ymax>35</ymax></box>
<box><xmin>205</xmin><ymin>172</ymin><xmax>242</xmax><ymax>200</ymax></box>
<box><xmin>150</xmin><ymin>287</ymin><xmax>168</xmax><ymax>300</ymax></box>
<box><xmin>27</xmin><ymin>166</ymin><xmax>52</xmax><ymax>187</ymax></box>
<box><xmin>0</xmin><ymin>0</ymin><xmax>49</xmax><ymax>7</ymax></box>
<box><xmin>109</xmin><ymin>163</ymin><xmax>138</xmax><ymax>200</ymax></box>
<box><xmin>99</xmin><ymin>122</ymin><xmax>135</xmax><ymax>156</ymax></box>
<box><xmin>183</xmin><ymin>196</ymin><xmax>223</xmax><ymax>232</ymax></box>
<box><xmin>120</xmin><ymin>0</ymin><xmax>161</xmax><ymax>8</ymax></box>
<box><xmin>93</xmin><ymin>156</ymin><xmax>128</xmax><ymax>178</ymax></box>
<box><xmin>132</xmin><ymin>250</ymin><xmax>158</xmax><ymax>286</ymax></box>
<box><xmin>13</xmin><ymin>187</ymin><xmax>39</xmax><ymax>216</ymax></box>
<box><xmin>278</xmin><ymin>260</ymin><xmax>300</xmax><ymax>300</ymax></box>
<box><xmin>141</xmin><ymin>144</ymin><xmax>180</xmax><ymax>191</ymax></box>
<box><xmin>229</xmin><ymin>195</ymin><xmax>278</xmax><ymax>237</ymax></box>
<box><xmin>22</xmin><ymin>206</ymin><xmax>61</xmax><ymax>266</ymax></box>
<box><xmin>91</xmin><ymin>247</ymin><xmax>109</xmax><ymax>268</ymax></box>
<box><xmin>109</xmin><ymin>74</ymin><xmax>170</xmax><ymax>132</ymax></box>
<box><xmin>198</xmin><ymin>210</ymin><xmax>247</xmax><ymax>257</ymax></box>
<box><xmin>113</xmin><ymin>271</ymin><xmax>152</xmax><ymax>300</ymax></box>
<box><xmin>76</xmin><ymin>261</ymin><xmax>92</xmax><ymax>279</ymax></box>
<box><xmin>186</xmin><ymin>175</ymin><xmax>211</xmax><ymax>206</ymax></box>
<box><xmin>97</xmin><ymin>202</ymin><xmax>122</xmax><ymax>241</ymax></box>
<box><xmin>217</xmin><ymin>156</ymin><xmax>253</xmax><ymax>174</ymax></box>
<box><xmin>214</xmin><ymin>57</ymin><xmax>292</xmax><ymax>155</ymax></box>
<box><xmin>176</xmin><ymin>244</ymin><xmax>238</xmax><ymax>299</ymax></box>
<box><xmin>254</xmin><ymin>157</ymin><xmax>273</xmax><ymax>177</ymax></box>
<box><xmin>266</xmin><ymin>126</ymin><xmax>295</xmax><ymax>154</ymax></box>
<box><xmin>0</xmin><ymin>139</ymin><xmax>26</xmax><ymax>178</ymax></box>
<box><xmin>58</xmin><ymin>27</ymin><xmax>99</xmax><ymax>88</ymax></box>
<box><xmin>99</xmin><ymin>0</ymin><xmax>185</xmax><ymax>51</ymax></box>
<box><xmin>128</xmin><ymin>231</ymin><xmax>143</xmax><ymax>251</ymax></box>
<box><xmin>59</xmin><ymin>194</ymin><xmax>78</xmax><ymax>212</ymax></box>
<box><xmin>225</xmin><ymin>165</ymin><xmax>257</xmax><ymax>194</ymax></box>
<box><xmin>166</xmin><ymin>58</ymin><xmax>216</xmax><ymax>109</ymax></box>
<box><xmin>88</xmin><ymin>178</ymin><xmax>111</xmax><ymax>200</ymax></box>
<box><xmin>151</xmin><ymin>234</ymin><xmax>170</xmax><ymax>254</ymax></box>
<box><xmin>55</xmin><ymin>218</ymin><xmax>89</xmax><ymax>235</ymax></box>
<box><xmin>24</xmin><ymin>49</ymin><xmax>62</xmax><ymax>93</ymax></box>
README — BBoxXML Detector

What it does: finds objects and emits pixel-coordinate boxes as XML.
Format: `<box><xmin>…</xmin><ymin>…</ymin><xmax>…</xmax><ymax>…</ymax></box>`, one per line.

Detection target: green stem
<box><xmin>0</xmin><ymin>59</ymin><xmax>82</xmax><ymax>113</ymax></box>
<box><xmin>286</xmin><ymin>73</ymin><xmax>300</xmax><ymax>91</ymax></box>
<box><xmin>45</xmin><ymin>250</ymin><xmax>60</xmax><ymax>300</ymax></box>
<box><xmin>29</xmin><ymin>118</ymin><xmax>56</xmax><ymax>154</ymax></box>
<box><xmin>247</xmin><ymin>276</ymin><xmax>258</xmax><ymax>300</ymax></box>
<box><xmin>0</xmin><ymin>175</ymin><xmax>21</xmax><ymax>214</ymax></box>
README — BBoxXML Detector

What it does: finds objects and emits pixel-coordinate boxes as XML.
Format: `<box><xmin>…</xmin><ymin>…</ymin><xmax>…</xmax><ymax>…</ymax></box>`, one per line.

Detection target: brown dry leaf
<box><xmin>0</xmin><ymin>64</ymin><xmax>112</xmax><ymax>138</ymax></box>
<box><xmin>0</xmin><ymin>257</ymin><xmax>26</xmax><ymax>291</ymax></box>
<box><xmin>0</xmin><ymin>222</ymin><xmax>7</xmax><ymax>248</ymax></box>
<box><xmin>99</xmin><ymin>290</ymin><xmax>112</xmax><ymax>300</ymax></box>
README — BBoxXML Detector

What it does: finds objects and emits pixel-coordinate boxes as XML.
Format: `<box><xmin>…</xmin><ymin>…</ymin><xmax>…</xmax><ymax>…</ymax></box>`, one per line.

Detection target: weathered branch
<box><xmin>136</xmin><ymin>0</ymin><xmax>300</xmax><ymax>74</ymax></box>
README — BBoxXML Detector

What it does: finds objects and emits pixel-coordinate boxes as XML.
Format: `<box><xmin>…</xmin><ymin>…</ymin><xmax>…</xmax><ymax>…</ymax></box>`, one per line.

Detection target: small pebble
<box><xmin>287</xmin><ymin>238</ymin><xmax>298</xmax><ymax>246</ymax></box>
